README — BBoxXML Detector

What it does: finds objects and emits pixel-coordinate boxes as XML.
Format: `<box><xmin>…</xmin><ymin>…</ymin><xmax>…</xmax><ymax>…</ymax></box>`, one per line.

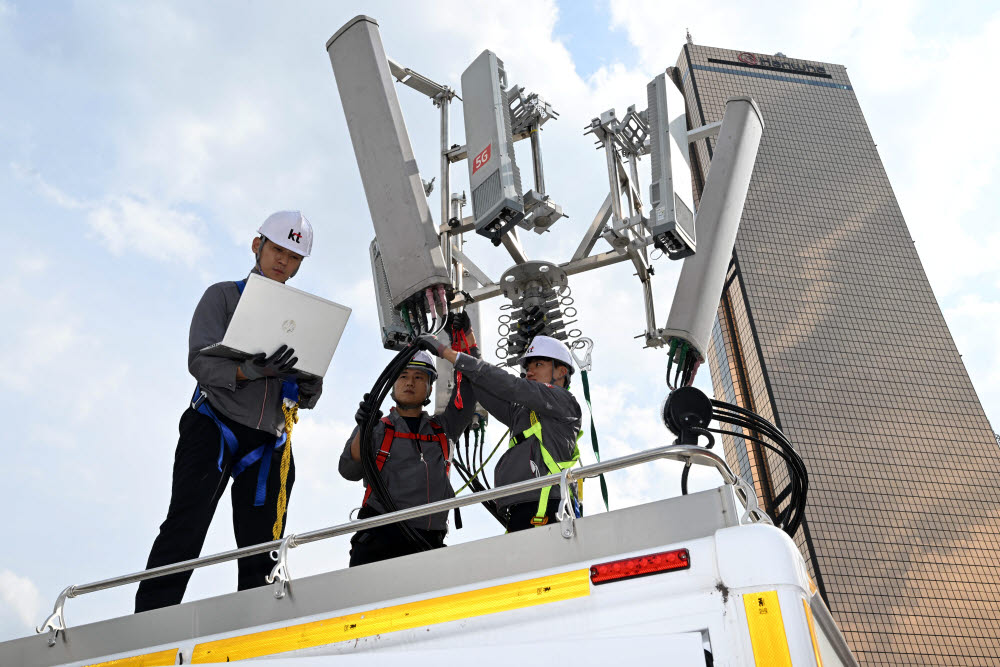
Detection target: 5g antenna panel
<box><xmin>461</xmin><ymin>50</ymin><xmax>524</xmax><ymax>243</ymax></box>
<box><xmin>647</xmin><ymin>72</ymin><xmax>696</xmax><ymax>259</ymax></box>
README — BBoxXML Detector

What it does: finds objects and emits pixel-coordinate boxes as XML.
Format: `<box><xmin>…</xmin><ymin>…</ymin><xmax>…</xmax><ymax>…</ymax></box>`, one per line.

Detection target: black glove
<box><xmin>243</xmin><ymin>344</ymin><xmax>297</xmax><ymax>380</ymax></box>
<box><xmin>447</xmin><ymin>310</ymin><xmax>473</xmax><ymax>337</ymax></box>
<box><xmin>415</xmin><ymin>333</ymin><xmax>448</xmax><ymax>357</ymax></box>
<box><xmin>355</xmin><ymin>393</ymin><xmax>382</xmax><ymax>427</ymax></box>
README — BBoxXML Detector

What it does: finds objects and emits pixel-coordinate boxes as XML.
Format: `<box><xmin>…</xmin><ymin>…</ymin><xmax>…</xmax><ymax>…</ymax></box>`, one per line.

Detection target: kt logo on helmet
<box><xmin>288</xmin><ymin>229</ymin><xmax>302</xmax><ymax>243</ymax></box>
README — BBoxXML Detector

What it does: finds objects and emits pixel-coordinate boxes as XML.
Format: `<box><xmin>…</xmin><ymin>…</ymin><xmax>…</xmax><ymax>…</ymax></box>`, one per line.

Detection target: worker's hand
<box><xmin>415</xmin><ymin>333</ymin><xmax>448</xmax><ymax>357</ymax></box>
<box><xmin>354</xmin><ymin>393</ymin><xmax>382</xmax><ymax>427</ymax></box>
<box><xmin>446</xmin><ymin>310</ymin><xmax>479</xmax><ymax>356</ymax></box>
<box><xmin>243</xmin><ymin>344</ymin><xmax>298</xmax><ymax>380</ymax></box>
<box><xmin>447</xmin><ymin>310</ymin><xmax>473</xmax><ymax>338</ymax></box>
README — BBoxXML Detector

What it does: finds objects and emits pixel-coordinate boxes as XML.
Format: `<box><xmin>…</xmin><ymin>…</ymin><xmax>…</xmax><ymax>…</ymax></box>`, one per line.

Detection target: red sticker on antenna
<box><xmin>472</xmin><ymin>144</ymin><xmax>491</xmax><ymax>174</ymax></box>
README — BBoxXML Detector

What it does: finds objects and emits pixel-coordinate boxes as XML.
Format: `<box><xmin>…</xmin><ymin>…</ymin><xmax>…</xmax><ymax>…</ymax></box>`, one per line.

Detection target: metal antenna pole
<box><xmin>530</xmin><ymin>125</ymin><xmax>545</xmax><ymax>194</ymax></box>
<box><xmin>439</xmin><ymin>93</ymin><xmax>453</xmax><ymax>278</ymax></box>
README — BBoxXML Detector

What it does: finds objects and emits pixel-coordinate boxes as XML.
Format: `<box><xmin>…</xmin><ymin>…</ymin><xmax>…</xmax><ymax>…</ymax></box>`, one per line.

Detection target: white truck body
<box><xmin>0</xmin><ymin>482</ymin><xmax>856</xmax><ymax>666</ymax></box>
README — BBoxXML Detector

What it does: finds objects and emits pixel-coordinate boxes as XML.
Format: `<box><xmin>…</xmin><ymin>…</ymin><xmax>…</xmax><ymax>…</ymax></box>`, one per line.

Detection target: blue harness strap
<box><xmin>188</xmin><ymin>277</ymin><xmax>299</xmax><ymax>507</ymax></box>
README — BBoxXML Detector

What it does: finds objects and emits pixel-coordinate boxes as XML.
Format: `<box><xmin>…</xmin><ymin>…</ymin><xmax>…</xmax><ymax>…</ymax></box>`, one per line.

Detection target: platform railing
<box><xmin>36</xmin><ymin>443</ymin><xmax>768</xmax><ymax>646</ymax></box>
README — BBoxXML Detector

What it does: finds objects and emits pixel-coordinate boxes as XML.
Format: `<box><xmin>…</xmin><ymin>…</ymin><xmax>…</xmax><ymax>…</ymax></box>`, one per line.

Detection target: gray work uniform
<box><xmin>339</xmin><ymin>378</ymin><xmax>474</xmax><ymax>531</ymax></box>
<box><xmin>135</xmin><ymin>272</ymin><xmax>323</xmax><ymax>613</ymax></box>
<box><xmin>189</xmin><ymin>278</ymin><xmax>322</xmax><ymax>433</ymax></box>
<box><xmin>452</xmin><ymin>353</ymin><xmax>582</xmax><ymax>511</ymax></box>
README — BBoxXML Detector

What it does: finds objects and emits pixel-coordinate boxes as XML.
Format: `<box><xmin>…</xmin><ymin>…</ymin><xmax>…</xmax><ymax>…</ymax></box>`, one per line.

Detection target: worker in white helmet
<box><xmin>339</xmin><ymin>345</ymin><xmax>476</xmax><ymax>566</ymax></box>
<box><xmin>418</xmin><ymin>329</ymin><xmax>582</xmax><ymax>531</ymax></box>
<box><xmin>136</xmin><ymin>211</ymin><xmax>322</xmax><ymax>612</ymax></box>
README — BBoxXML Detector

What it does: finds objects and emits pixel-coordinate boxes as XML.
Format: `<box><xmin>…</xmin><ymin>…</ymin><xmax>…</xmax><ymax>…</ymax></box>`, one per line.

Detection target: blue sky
<box><xmin>1</xmin><ymin>0</ymin><xmax>998</xmax><ymax>643</ymax></box>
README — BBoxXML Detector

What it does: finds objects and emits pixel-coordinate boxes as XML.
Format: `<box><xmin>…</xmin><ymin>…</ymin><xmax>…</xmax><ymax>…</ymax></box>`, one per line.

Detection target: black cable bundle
<box><xmin>709</xmin><ymin>400</ymin><xmax>809</xmax><ymax>538</ymax></box>
<box><xmin>666</xmin><ymin>339</ymin><xmax>701</xmax><ymax>389</ymax></box>
<box><xmin>451</xmin><ymin>422</ymin><xmax>504</xmax><ymax>526</ymax></box>
<box><xmin>679</xmin><ymin>427</ymin><xmax>716</xmax><ymax>496</ymax></box>
<box><xmin>356</xmin><ymin>341</ymin><xmax>433</xmax><ymax>550</ymax></box>
<box><xmin>452</xmin><ymin>458</ymin><xmax>504</xmax><ymax>526</ymax></box>
<box><xmin>477</xmin><ymin>427</ymin><xmax>489</xmax><ymax>489</ymax></box>
<box><xmin>460</xmin><ymin>430</ymin><xmax>470</xmax><ymax>476</ymax></box>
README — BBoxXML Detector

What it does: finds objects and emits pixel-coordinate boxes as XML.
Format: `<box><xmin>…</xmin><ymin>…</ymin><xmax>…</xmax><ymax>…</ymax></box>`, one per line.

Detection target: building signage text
<box><xmin>736</xmin><ymin>52</ymin><xmax>827</xmax><ymax>75</ymax></box>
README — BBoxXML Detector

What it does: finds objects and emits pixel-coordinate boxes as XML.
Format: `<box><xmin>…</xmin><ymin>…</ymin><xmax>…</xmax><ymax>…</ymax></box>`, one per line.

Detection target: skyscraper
<box><xmin>676</xmin><ymin>44</ymin><xmax>1000</xmax><ymax>665</ymax></box>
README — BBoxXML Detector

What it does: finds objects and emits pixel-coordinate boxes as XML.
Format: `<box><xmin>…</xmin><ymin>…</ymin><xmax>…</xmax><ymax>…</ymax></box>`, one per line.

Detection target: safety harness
<box><xmin>190</xmin><ymin>278</ymin><xmax>300</xmax><ymax>540</ymax></box>
<box><xmin>508</xmin><ymin>410</ymin><xmax>583</xmax><ymax>525</ymax></box>
<box><xmin>362</xmin><ymin>416</ymin><xmax>451</xmax><ymax>507</ymax></box>
<box><xmin>450</xmin><ymin>328</ymin><xmax>475</xmax><ymax>410</ymax></box>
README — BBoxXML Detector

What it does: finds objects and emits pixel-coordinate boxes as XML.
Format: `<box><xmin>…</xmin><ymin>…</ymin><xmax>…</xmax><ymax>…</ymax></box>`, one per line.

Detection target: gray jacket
<box><xmin>189</xmin><ymin>277</ymin><xmax>323</xmax><ymax>435</ymax></box>
<box><xmin>339</xmin><ymin>377</ymin><xmax>474</xmax><ymax>531</ymax></box>
<box><xmin>452</xmin><ymin>353</ymin><xmax>582</xmax><ymax>510</ymax></box>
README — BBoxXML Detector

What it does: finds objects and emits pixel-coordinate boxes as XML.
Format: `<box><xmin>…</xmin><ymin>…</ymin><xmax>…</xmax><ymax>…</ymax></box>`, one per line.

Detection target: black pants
<box><xmin>135</xmin><ymin>408</ymin><xmax>295</xmax><ymax>613</ymax></box>
<box><xmin>349</xmin><ymin>507</ymin><xmax>446</xmax><ymax>567</ymax></box>
<box><xmin>504</xmin><ymin>499</ymin><xmax>561</xmax><ymax>533</ymax></box>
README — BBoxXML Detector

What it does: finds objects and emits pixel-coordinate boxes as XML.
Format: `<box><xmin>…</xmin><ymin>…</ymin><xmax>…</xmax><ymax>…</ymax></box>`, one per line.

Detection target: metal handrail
<box><xmin>36</xmin><ymin>443</ymin><xmax>767</xmax><ymax>644</ymax></box>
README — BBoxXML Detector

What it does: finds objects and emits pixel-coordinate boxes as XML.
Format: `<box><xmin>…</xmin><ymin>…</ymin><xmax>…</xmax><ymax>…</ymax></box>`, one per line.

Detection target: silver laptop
<box><xmin>200</xmin><ymin>273</ymin><xmax>352</xmax><ymax>379</ymax></box>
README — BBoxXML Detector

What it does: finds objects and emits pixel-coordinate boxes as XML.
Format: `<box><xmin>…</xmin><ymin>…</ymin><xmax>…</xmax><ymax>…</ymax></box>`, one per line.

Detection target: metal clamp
<box><xmin>570</xmin><ymin>337</ymin><xmax>594</xmax><ymax>372</ymax></box>
<box><xmin>734</xmin><ymin>477</ymin><xmax>772</xmax><ymax>526</ymax></box>
<box><xmin>36</xmin><ymin>585</ymin><xmax>74</xmax><ymax>647</ymax></box>
<box><xmin>266</xmin><ymin>534</ymin><xmax>297</xmax><ymax>599</ymax></box>
<box><xmin>556</xmin><ymin>470</ymin><xmax>575</xmax><ymax>539</ymax></box>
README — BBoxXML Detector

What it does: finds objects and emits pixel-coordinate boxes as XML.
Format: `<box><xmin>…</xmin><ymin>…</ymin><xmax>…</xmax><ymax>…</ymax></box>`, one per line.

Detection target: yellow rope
<box><xmin>272</xmin><ymin>402</ymin><xmax>298</xmax><ymax>540</ymax></box>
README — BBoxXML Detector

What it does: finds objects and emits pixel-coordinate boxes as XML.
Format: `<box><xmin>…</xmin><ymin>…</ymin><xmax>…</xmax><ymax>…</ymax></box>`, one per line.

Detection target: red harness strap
<box><xmin>362</xmin><ymin>417</ymin><xmax>451</xmax><ymax>506</ymax></box>
<box><xmin>450</xmin><ymin>329</ymin><xmax>473</xmax><ymax>409</ymax></box>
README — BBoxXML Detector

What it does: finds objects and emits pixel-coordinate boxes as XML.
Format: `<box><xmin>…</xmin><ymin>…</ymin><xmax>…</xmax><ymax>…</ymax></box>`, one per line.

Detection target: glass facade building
<box><xmin>676</xmin><ymin>44</ymin><xmax>1000</xmax><ymax>664</ymax></box>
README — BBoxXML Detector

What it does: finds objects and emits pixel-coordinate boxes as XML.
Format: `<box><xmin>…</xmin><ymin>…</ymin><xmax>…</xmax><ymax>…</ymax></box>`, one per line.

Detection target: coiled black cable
<box><xmin>356</xmin><ymin>341</ymin><xmax>433</xmax><ymax>550</ymax></box>
<box><xmin>709</xmin><ymin>399</ymin><xmax>808</xmax><ymax>538</ymax></box>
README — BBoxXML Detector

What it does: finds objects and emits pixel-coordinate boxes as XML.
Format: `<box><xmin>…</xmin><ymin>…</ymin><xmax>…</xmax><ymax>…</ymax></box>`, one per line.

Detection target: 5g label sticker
<box><xmin>473</xmin><ymin>144</ymin><xmax>492</xmax><ymax>174</ymax></box>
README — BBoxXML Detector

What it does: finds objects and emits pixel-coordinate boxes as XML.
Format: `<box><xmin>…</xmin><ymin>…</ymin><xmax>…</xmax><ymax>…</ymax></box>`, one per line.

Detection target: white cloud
<box><xmin>16</xmin><ymin>256</ymin><xmax>50</xmax><ymax>274</ymax></box>
<box><xmin>86</xmin><ymin>195</ymin><xmax>208</xmax><ymax>265</ymax></box>
<box><xmin>890</xmin><ymin>15</ymin><xmax>1000</xmax><ymax>298</ymax></box>
<box><xmin>10</xmin><ymin>162</ymin><xmax>86</xmax><ymax>209</ymax></box>
<box><xmin>12</xmin><ymin>163</ymin><xmax>210</xmax><ymax>267</ymax></box>
<box><xmin>0</xmin><ymin>570</ymin><xmax>42</xmax><ymax>631</ymax></box>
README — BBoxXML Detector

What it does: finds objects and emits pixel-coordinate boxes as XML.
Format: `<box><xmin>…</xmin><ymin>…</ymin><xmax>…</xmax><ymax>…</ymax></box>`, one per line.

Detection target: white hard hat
<box><xmin>519</xmin><ymin>335</ymin><xmax>574</xmax><ymax>374</ymax></box>
<box><xmin>404</xmin><ymin>350</ymin><xmax>438</xmax><ymax>383</ymax></box>
<box><xmin>258</xmin><ymin>210</ymin><xmax>313</xmax><ymax>257</ymax></box>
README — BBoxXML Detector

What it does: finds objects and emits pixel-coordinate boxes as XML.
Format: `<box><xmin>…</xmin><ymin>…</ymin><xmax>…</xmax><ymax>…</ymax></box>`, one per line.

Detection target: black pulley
<box><xmin>662</xmin><ymin>386</ymin><xmax>713</xmax><ymax>445</ymax></box>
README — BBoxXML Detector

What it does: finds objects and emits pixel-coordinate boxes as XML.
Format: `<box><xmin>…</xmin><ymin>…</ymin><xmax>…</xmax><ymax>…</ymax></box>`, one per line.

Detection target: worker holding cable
<box><xmin>339</xmin><ymin>325</ymin><xmax>477</xmax><ymax>566</ymax></box>
<box><xmin>136</xmin><ymin>211</ymin><xmax>322</xmax><ymax>612</ymax></box>
<box><xmin>418</xmin><ymin>329</ymin><xmax>583</xmax><ymax>532</ymax></box>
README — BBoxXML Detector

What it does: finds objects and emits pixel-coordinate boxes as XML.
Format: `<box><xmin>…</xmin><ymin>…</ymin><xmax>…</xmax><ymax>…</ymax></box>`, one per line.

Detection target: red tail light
<box><xmin>590</xmin><ymin>549</ymin><xmax>690</xmax><ymax>585</ymax></box>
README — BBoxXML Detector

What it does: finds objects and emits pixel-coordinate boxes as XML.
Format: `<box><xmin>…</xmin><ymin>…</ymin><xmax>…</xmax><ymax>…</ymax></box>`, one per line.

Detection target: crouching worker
<box><xmin>340</xmin><ymin>347</ymin><xmax>475</xmax><ymax>566</ymax></box>
<box><xmin>418</xmin><ymin>330</ymin><xmax>582</xmax><ymax>532</ymax></box>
